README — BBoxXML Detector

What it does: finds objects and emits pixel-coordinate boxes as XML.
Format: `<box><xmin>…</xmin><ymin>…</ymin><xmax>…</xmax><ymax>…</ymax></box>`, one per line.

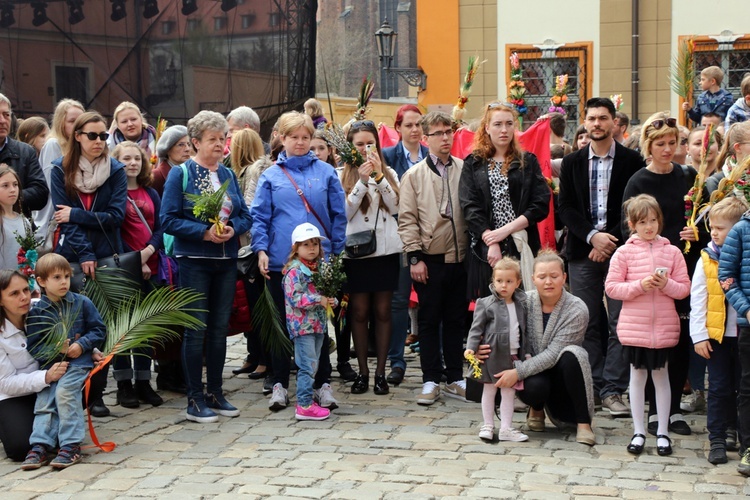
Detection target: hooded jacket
<box><xmin>719</xmin><ymin>214</ymin><xmax>750</xmax><ymax>327</ymax></box>
<box><xmin>725</xmin><ymin>97</ymin><xmax>750</xmax><ymax>129</ymax></box>
<box><xmin>605</xmin><ymin>235</ymin><xmax>691</xmax><ymax>349</ymax></box>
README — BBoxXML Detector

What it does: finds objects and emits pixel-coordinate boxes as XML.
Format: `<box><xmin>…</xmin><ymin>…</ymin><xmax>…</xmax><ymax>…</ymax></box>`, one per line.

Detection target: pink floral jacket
<box><xmin>282</xmin><ymin>259</ymin><xmax>337</xmax><ymax>338</ymax></box>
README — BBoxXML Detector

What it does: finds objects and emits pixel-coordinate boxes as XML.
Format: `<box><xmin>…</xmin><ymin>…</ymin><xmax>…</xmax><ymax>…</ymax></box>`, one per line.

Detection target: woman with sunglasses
<box><xmin>49</xmin><ymin>111</ymin><xmax>128</xmax><ymax>418</ymax></box>
<box><xmin>621</xmin><ymin>112</ymin><xmax>709</xmax><ymax>438</ymax></box>
<box><xmin>459</xmin><ymin>102</ymin><xmax>550</xmax><ymax>300</ymax></box>
<box><xmin>339</xmin><ymin>120</ymin><xmax>401</xmax><ymax>395</ymax></box>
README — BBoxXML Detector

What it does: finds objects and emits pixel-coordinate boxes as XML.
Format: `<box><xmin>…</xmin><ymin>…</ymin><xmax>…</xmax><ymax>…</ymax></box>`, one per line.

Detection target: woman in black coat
<box><xmin>459</xmin><ymin>102</ymin><xmax>550</xmax><ymax>299</ymax></box>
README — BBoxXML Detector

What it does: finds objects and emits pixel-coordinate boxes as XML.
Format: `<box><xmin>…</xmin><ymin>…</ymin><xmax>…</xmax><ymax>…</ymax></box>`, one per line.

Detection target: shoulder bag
<box><xmin>344</xmin><ymin>193</ymin><xmax>380</xmax><ymax>259</ymax></box>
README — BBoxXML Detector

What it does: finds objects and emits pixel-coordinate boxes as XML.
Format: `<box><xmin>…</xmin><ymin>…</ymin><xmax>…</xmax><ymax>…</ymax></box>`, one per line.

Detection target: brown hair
<box><xmin>62</xmin><ymin>112</ymin><xmax>109</xmax><ymax>198</ymax></box>
<box><xmin>741</xmin><ymin>73</ymin><xmax>750</xmax><ymax>98</ymax></box>
<box><xmin>312</xmin><ymin>130</ymin><xmax>335</xmax><ymax>167</ymax></box>
<box><xmin>112</xmin><ymin>141</ymin><xmax>152</xmax><ymax>188</ymax></box>
<box><xmin>35</xmin><ymin>253</ymin><xmax>73</xmax><ymax>281</ymax></box>
<box><xmin>0</xmin><ymin>164</ymin><xmax>23</xmax><ymax>244</ymax></box>
<box><xmin>16</xmin><ymin>116</ymin><xmax>49</xmax><ymax>148</ymax></box>
<box><xmin>492</xmin><ymin>257</ymin><xmax>522</xmax><ymax>281</ymax></box>
<box><xmin>639</xmin><ymin>112</ymin><xmax>679</xmax><ymax>158</ymax></box>
<box><xmin>472</xmin><ymin>102</ymin><xmax>524</xmax><ymax>174</ymax></box>
<box><xmin>532</xmin><ymin>249</ymin><xmax>565</xmax><ymax>273</ymax></box>
<box><xmin>571</xmin><ymin>124</ymin><xmax>588</xmax><ymax>152</ymax></box>
<box><xmin>341</xmin><ymin>121</ymin><xmax>399</xmax><ymax>214</ymax></box>
<box><xmin>0</xmin><ymin>270</ymin><xmax>29</xmax><ymax>327</ymax></box>
<box><xmin>623</xmin><ymin>194</ymin><xmax>664</xmax><ymax>236</ymax></box>
<box><xmin>717</xmin><ymin>121</ymin><xmax>750</xmax><ymax>167</ymax></box>
<box><xmin>283</xmin><ymin>239</ymin><xmax>325</xmax><ymax>272</ymax></box>
<box><xmin>710</xmin><ymin>196</ymin><xmax>748</xmax><ymax>225</ymax></box>
<box><xmin>701</xmin><ymin>66</ymin><xmax>724</xmax><ymax>86</ymax></box>
<box><xmin>50</xmin><ymin>99</ymin><xmax>85</xmax><ymax>153</ymax></box>
<box><xmin>230</xmin><ymin>128</ymin><xmax>265</xmax><ymax>177</ymax></box>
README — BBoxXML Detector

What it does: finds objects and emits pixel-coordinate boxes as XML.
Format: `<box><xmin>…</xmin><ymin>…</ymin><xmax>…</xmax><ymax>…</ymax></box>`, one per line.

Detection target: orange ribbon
<box><xmin>82</xmin><ymin>353</ymin><xmax>117</xmax><ymax>452</ymax></box>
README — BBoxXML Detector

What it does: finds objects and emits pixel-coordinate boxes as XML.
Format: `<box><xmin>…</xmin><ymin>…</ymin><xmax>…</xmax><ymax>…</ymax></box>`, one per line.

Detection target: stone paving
<box><xmin>1</xmin><ymin>335</ymin><xmax>749</xmax><ymax>499</ymax></box>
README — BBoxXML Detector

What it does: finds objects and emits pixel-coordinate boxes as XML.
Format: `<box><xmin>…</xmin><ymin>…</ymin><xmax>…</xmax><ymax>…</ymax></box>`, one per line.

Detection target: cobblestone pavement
<box><xmin>1</xmin><ymin>335</ymin><xmax>749</xmax><ymax>499</ymax></box>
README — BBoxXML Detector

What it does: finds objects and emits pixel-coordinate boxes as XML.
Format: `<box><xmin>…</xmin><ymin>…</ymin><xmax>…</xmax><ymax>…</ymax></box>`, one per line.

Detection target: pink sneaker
<box><xmin>295</xmin><ymin>402</ymin><xmax>330</xmax><ymax>421</ymax></box>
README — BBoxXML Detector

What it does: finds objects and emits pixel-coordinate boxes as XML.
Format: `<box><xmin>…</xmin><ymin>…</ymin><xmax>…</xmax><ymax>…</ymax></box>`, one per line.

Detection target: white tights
<box><xmin>482</xmin><ymin>384</ymin><xmax>515</xmax><ymax>429</ymax></box>
<box><xmin>630</xmin><ymin>364</ymin><xmax>671</xmax><ymax>448</ymax></box>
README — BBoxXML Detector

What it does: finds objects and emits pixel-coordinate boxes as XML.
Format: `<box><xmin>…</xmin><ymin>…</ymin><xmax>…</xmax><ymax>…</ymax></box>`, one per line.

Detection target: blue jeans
<box><xmin>178</xmin><ymin>258</ymin><xmax>237</xmax><ymax>401</ymax></box>
<box><xmin>388</xmin><ymin>256</ymin><xmax>410</xmax><ymax>371</ymax></box>
<box><xmin>294</xmin><ymin>333</ymin><xmax>323</xmax><ymax>407</ymax></box>
<box><xmin>30</xmin><ymin>365</ymin><xmax>89</xmax><ymax>448</ymax></box>
<box><xmin>706</xmin><ymin>337</ymin><xmax>740</xmax><ymax>443</ymax></box>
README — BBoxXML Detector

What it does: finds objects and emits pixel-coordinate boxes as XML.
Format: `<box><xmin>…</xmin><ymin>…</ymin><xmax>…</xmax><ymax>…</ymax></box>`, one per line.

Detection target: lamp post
<box><xmin>374</xmin><ymin>19</ymin><xmax>427</xmax><ymax>91</ymax></box>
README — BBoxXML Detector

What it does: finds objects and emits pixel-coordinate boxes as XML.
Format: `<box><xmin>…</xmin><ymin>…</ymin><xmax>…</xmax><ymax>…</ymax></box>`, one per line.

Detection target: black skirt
<box><xmin>624</xmin><ymin>346</ymin><xmax>670</xmax><ymax>370</ymax></box>
<box><xmin>343</xmin><ymin>253</ymin><xmax>400</xmax><ymax>293</ymax></box>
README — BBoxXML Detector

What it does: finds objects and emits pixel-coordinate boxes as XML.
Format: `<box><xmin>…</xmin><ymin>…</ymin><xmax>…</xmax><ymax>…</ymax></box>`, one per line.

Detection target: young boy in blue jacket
<box><xmin>21</xmin><ymin>253</ymin><xmax>106</xmax><ymax>470</ymax></box>
<box><xmin>719</xmin><ymin>205</ymin><xmax>750</xmax><ymax>476</ymax></box>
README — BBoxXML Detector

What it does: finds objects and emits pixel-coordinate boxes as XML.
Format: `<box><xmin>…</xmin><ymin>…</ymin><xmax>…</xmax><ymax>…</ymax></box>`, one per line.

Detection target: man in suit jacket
<box><xmin>381</xmin><ymin>104</ymin><xmax>428</xmax><ymax>386</ymax></box>
<box><xmin>558</xmin><ymin>97</ymin><xmax>646</xmax><ymax>417</ymax></box>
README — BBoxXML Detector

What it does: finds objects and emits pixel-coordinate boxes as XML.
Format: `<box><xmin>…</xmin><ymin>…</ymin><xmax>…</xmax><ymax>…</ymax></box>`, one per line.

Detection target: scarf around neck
<box><xmin>74</xmin><ymin>155</ymin><xmax>111</xmax><ymax>194</ymax></box>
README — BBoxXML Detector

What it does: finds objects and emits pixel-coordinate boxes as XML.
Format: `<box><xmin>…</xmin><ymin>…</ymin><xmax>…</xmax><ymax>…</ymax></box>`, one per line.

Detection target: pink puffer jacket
<box><xmin>605</xmin><ymin>235</ymin><xmax>691</xmax><ymax>349</ymax></box>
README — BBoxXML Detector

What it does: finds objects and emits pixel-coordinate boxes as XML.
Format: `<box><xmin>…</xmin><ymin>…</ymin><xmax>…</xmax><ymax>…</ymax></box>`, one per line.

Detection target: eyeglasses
<box><xmin>350</xmin><ymin>120</ymin><xmax>375</xmax><ymax>131</ymax></box>
<box><xmin>78</xmin><ymin>131</ymin><xmax>110</xmax><ymax>141</ymax></box>
<box><xmin>649</xmin><ymin>118</ymin><xmax>677</xmax><ymax>131</ymax></box>
<box><xmin>425</xmin><ymin>129</ymin><xmax>454</xmax><ymax>138</ymax></box>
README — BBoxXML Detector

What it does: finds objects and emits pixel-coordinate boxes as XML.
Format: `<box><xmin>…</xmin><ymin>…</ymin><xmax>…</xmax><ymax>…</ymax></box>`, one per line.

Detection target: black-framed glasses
<box><xmin>350</xmin><ymin>120</ymin><xmax>375</xmax><ymax>130</ymax></box>
<box><xmin>649</xmin><ymin>118</ymin><xmax>677</xmax><ymax>130</ymax></box>
<box><xmin>78</xmin><ymin>131</ymin><xmax>110</xmax><ymax>141</ymax></box>
<box><xmin>425</xmin><ymin>129</ymin><xmax>454</xmax><ymax>138</ymax></box>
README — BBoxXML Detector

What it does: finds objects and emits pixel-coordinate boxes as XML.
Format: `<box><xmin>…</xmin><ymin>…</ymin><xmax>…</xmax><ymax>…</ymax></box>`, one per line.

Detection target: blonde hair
<box><xmin>492</xmin><ymin>257</ymin><xmax>522</xmax><ymax>281</ymax></box>
<box><xmin>35</xmin><ymin>253</ymin><xmax>73</xmax><ymax>280</ymax></box>
<box><xmin>112</xmin><ymin>101</ymin><xmax>145</xmax><ymax>132</ymax></box>
<box><xmin>741</xmin><ymin>73</ymin><xmax>750</xmax><ymax>97</ymax></box>
<box><xmin>473</xmin><ymin>102</ymin><xmax>524</xmax><ymax>174</ymax></box>
<box><xmin>717</xmin><ymin>121</ymin><xmax>750</xmax><ymax>167</ymax></box>
<box><xmin>283</xmin><ymin>238</ymin><xmax>324</xmax><ymax>272</ymax></box>
<box><xmin>710</xmin><ymin>196</ymin><xmax>748</xmax><ymax>225</ymax></box>
<box><xmin>50</xmin><ymin>99</ymin><xmax>85</xmax><ymax>153</ymax></box>
<box><xmin>277</xmin><ymin>111</ymin><xmax>314</xmax><ymax>137</ymax></box>
<box><xmin>623</xmin><ymin>194</ymin><xmax>664</xmax><ymax>236</ymax></box>
<box><xmin>532</xmin><ymin>249</ymin><xmax>565</xmax><ymax>273</ymax></box>
<box><xmin>639</xmin><ymin>112</ymin><xmax>679</xmax><ymax>158</ymax></box>
<box><xmin>303</xmin><ymin>98</ymin><xmax>324</xmax><ymax>119</ymax></box>
<box><xmin>230</xmin><ymin>128</ymin><xmax>264</xmax><ymax>177</ymax></box>
<box><xmin>701</xmin><ymin>66</ymin><xmax>724</xmax><ymax>86</ymax></box>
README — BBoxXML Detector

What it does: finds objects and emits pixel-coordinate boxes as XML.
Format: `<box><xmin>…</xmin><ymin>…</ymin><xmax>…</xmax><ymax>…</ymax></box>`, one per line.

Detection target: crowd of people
<box><xmin>0</xmin><ymin>63</ymin><xmax>749</xmax><ymax>478</ymax></box>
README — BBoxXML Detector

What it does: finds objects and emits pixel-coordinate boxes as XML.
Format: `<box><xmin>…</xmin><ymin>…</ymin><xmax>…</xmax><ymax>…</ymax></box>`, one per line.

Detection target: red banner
<box><xmin>518</xmin><ymin>120</ymin><xmax>556</xmax><ymax>249</ymax></box>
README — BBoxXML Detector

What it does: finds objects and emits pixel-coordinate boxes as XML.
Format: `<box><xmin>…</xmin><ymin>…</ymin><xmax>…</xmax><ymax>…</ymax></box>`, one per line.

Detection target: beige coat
<box><xmin>397</xmin><ymin>156</ymin><xmax>467</xmax><ymax>263</ymax></box>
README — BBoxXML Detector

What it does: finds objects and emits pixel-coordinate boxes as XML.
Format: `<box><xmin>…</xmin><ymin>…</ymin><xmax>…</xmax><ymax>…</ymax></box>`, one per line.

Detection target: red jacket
<box><xmin>605</xmin><ymin>235</ymin><xmax>691</xmax><ymax>349</ymax></box>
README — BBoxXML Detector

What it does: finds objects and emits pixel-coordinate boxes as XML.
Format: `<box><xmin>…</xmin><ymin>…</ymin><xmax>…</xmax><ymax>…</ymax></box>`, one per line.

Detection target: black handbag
<box><xmin>70</xmin><ymin>214</ymin><xmax>143</xmax><ymax>292</ymax></box>
<box><xmin>345</xmin><ymin>201</ymin><xmax>380</xmax><ymax>259</ymax></box>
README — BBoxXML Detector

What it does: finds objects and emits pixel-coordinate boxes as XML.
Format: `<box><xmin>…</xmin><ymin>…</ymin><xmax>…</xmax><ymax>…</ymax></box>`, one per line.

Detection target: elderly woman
<box><xmin>160</xmin><ymin>110</ymin><xmax>252</xmax><ymax>423</ymax></box>
<box><xmin>460</xmin><ymin>102</ymin><xmax>550</xmax><ymax>299</ymax></box>
<box><xmin>479</xmin><ymin>251</ymin><xmax>595</xmax><ymax>445</ymax></box>
<box><xmin>250</xmin><ymin>111</ymin><xmax>346</xmax><ymax>412</ymax></box>
<box><xmin>151</xmin><ymin>125</ymin><xmax>191</xmax><ymax>196</ymax></box>
<box><xmin>0</xmin><ymin>271</ymin><xmax>68</xmax><ymax>461</ymax></box>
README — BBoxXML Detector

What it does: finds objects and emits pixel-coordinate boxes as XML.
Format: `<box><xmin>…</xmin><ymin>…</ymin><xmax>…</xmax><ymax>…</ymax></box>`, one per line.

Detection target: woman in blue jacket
<box><xmin>250</xmin><ymin>111</ymin><xmax>346</xmax><ymax>412</ymax></box>
<box><xmin>50</xmin><ymin>111</ymin><xmax>127</xmax><ymax>419</ymax></box>
<box><xmin>161</xmin><ymin>110</ymin><xmax>252</xmax><ymax>424</ymax></box>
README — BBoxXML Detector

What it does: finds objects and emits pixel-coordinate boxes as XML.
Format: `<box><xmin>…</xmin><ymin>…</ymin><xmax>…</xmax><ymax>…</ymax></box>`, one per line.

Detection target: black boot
<box><xmin>116</xmin><ymin>380</ymin><xmax>140</xmax><ymax>408</ymax></box>
<box><xmin>135</xmin><ymin>380</ymin><xmax>164</xmax><ymax>406</ymax></box>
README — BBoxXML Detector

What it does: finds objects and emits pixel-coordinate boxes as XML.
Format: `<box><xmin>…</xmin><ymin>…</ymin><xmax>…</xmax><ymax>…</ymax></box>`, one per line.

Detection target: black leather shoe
<box><xmin>351</xmin><ymin>374</ymin><xmax>369</xmax><ymax>394</ymax></box>
<box><xmin>232</xmin><ymin>360</ymin><xmax>257</xmax><ymax>375</ymax></box>
<box><xmin>669</xmin><ymin>418</ymin><xmax>692</xmax><ymax>435</ymax></box>
<box><xmin>386</xmin><ymin>367</ymin><xmax>404</xmax><ymax>386</ymax></box>
<box><xmin>373</xmin><ymin>374</ymin><xmax>389</xmax><ymax>395</ymax></box>
<box><xmin>656</xmin><ymin>434</ymin><xmax>673</xmax><ymax>456</ymax></box>
<box><xmin>248</xmin><ymin>370</ymin><xmax>268</xmax><ymax>380</ymax></box>
<box><xmin>626</xmin><ymin>433</ymin><xmax>645</xmax><ymax>455</ymax></box>
<box><xmin>262</xmin><ymin>375</ymin><xmax>274</xmax><ymax>395</ymax></box>
<box><xmin>116</xmin><ymin>381</ymin><xmax>140</xmax><ymax>408</ymax></box>
<box><xmin>337</xmin><ymin>363</ymin><xmax>358</xmax><ymax>382</ymax></box>
<box><xmin>88</xmin><ymin>399</ymin><xmax>110</xmax><ymax>418</ymax></box>
<box><xmin>135</xmin><ymin>381</ymin><xmax>164</xmax><ymax>407</ymax></box>
<box><xmin>647</xmin><ymin>420</ymin><xmax>657</xmax><ymax>436</ymax></box>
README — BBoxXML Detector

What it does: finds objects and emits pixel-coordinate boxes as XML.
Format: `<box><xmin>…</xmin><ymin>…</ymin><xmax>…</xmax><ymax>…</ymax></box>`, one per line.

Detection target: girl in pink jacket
<box><xmin>605</xmin><ymin>194</ymin><xmax>690</xmax><ymax>457</ymax></box>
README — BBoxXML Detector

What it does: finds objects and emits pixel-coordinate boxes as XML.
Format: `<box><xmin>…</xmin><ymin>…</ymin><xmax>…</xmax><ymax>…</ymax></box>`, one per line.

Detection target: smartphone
<box><xmin>365</xmin><ymin>144</ymin><xmax>376</xmax><ymax>157</ymax></box>
<box><xmin>654</xmin><ymin>267</ymin><xmax>668</xmax><ymax>277</ymax></box>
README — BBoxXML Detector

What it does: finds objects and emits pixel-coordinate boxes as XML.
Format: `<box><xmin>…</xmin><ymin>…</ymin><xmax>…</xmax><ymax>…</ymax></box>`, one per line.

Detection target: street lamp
<box><xmin>374</xmin><ymin>19</ymin><xmax>427</xmax><ymax>91</ymax></box>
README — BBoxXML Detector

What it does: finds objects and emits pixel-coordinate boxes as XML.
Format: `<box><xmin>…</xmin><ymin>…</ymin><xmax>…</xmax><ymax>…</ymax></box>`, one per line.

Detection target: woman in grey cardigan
<box><xmin>479</xmin><ymin>250</ymin><xmax>595</xmax><ymax>445</ymax></box>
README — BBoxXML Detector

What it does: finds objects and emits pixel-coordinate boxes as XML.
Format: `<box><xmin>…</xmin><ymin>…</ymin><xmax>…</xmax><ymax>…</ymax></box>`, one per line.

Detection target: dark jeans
<box><xmin>0</xmin><ymin>394</ymin><xmax>35</xmax><ymax>461</ymax></box>
<box><xmin>242</xmin><ymin>276</ymin><xmax>266</xmax><ymax>366</ymax></box>
<box><xmin>268</xmin><ymin>271</ymin><xmax>331</xmax><ymax>389</ymax></box>
<box><xmin>738</xmin><ymin>327</ymin><xmax>750</xmax><ymax>450</ymax></box>
<box><xmin>179</xmin><ymin>258</ymin><xmax>237</xmax><ymax>401</ymax></box>
<box><xmin>568</xmin><ymin>258</ymin><xmax>626</xmax><ymax>398</ymax></box>
<box><xmin>413</xmin><ymin>260</ymin><xmax>467</xmax><ymax>384</ymax></box>
<box><xmin>706</xmin><ymin>337</ymin><xmax>740</xmax><ymax>443</ymax></box>
<box><xmin>388</xmin><ymin>256</ymin><xmax>410</xmax><ymax>371</ymax></box>
<box><xmin>113</xmin><ymin>347</ymin><xmax>154</xmax><ymax>381</ymax></box>
<box><xmin>518</xmin><ymin>351</ymin><xmax>591</xmax><ymax>424</ymax></box>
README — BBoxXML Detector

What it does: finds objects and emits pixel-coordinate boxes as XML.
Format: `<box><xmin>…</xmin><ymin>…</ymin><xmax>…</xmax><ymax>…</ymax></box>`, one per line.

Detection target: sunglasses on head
<box><xmin>649</xmin><ymin>117</ymin><xmax>677</xmax><ymax>131</ymax></box>
<box><xmin>488</xmin><ymin>102</ymin><xmax>515</xmax><ymax>110</ymax></box>
<box><xmin>351</xmin><ymin>120</ymin><xmax>375</xmax><ymax>130</ymax></box>
<box><xmin>78</xmin><ymin>131</ymin><xmax>110</xmax><ymax>141</ymax></box>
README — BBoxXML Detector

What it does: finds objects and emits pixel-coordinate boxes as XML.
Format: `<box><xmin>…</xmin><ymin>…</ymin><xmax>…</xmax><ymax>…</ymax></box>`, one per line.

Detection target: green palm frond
<box><xmin>80</xmin><ymin>267</ymin><xmax>141</xmax><ymax>323</ymax></box>
<box><xmin>25</xmin><ymin>301</ymin><xmax>83</xmax><ymax>365</ymax></box>
<box><xmin>103</xmin><ymin>286</ymin><xmax>205</xmax><ymax>356</ymax></box>
<box><xmin>253</xmin><ymin>280</ymin><xmax>293</xmax><ymax>357</ymax></box>
<box><xmin>670</xmin><ymin>37</ymin><xmax>695</xmax><ymax>100</ymax></box>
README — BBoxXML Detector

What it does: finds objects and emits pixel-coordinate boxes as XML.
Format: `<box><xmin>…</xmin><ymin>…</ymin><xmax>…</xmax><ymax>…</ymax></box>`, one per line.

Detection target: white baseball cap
<box><xmin>291</xmin><ymin>222</ymin><xmax>327</xmax><ymax>244</ymax></box>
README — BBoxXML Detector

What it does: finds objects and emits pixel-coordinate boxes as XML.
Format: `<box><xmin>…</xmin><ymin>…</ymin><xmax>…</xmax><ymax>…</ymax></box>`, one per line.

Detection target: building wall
<box><xmin>415</xmin><ymin>0</ymin><xmax>460</xmax><ymax>110</ymax></box>
<box><xmin>457</xmin><ymin>0</ymin><xmax>497</xmax><ymax>122</ymax></box>
<box><xmin>315</xmin><ymin>94</ymin><xmax>417</xmax><ymax>128</ymax></box>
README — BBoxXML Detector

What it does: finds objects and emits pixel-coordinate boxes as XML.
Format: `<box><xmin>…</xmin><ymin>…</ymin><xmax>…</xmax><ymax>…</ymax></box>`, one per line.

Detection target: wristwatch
<box><xmin>409</xmin><ymin>256</ymin><xmax>420</xmax><ymax>265</ymax></box>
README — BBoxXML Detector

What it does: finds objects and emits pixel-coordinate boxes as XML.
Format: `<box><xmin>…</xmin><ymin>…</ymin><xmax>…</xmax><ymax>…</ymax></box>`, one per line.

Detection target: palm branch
<box><xmin>25</xmin><ymin>301</ymin><xmax>84</xmax><ymax>365</ymax></box>
<box><xmin>253</xmin><ymin>279</ymin><xmax>293</xmax><ymax>357</ymax></box>
<box><xmin>80</xmin><ymin>267</ymin><xmax>141</xmax><ymax>323</ymax></box>
<box><xmin>354</xmin><ymin>75</ymin><xmax>375</xmax><ymax>121</ymax></box>
<box><xmin>670</xmin><ymin>38</ymin><xmax>695</xmax><ymax>103</ymax></box>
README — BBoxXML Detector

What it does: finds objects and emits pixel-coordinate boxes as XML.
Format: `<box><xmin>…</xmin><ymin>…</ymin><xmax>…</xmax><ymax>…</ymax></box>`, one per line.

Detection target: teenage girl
<box><xmin>0</xmin><ymin>164</ymin><xmax>28</xmax><ymax>270</ymax></box>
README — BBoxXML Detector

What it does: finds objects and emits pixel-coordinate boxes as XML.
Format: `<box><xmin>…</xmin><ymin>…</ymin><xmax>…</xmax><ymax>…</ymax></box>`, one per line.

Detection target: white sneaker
<box><xmin>417</xmin><ymin>381</ymin><xmax>440</xmax><ymax>405</ymax></box>
<box><xmin>444</xmin><ymin>379</ymin><xmax>466</xmax><ymax>401</ymax></box>
<box><xmin>478</xmin><ymin>424</ymin><xmax>495</xmax><ymax>441</ymax></box>
<box><xmin>498</xmin><ymin>427</ymin><xmax>529</xmax><ymax>442</ymax></box>
<box><xmin>680</xmin><ymin>390</ymin><xmax>705</xmax><ymax>413</ymax></box>
<box><xmin>314</xmin><ymin>383</ymin><xmax>339</xmax><ymax>410</ymax></box>
<box><xmin>268</xmin><ymin>383</ymin><xmax>289</xmax><ymax>411</ymax></box>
